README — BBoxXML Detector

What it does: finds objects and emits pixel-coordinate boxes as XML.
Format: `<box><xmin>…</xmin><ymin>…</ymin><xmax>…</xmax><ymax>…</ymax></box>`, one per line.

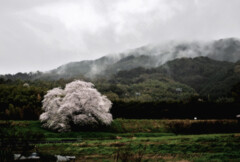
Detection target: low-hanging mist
<box><xmin>39</xmin><ymin>80</ymin><xmax>113</xmax><ymax>132</ymax></box>
<box><xmin>37</xmin><ymin>38</ymin><xmax>240</xmax><ymax>80</ymax></box>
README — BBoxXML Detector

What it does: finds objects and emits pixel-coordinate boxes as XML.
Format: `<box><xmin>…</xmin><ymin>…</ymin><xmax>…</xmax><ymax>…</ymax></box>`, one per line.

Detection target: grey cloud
<box><xmin>0</xmin><ymin>0</ymin><xmax>240</xmax><ymax>74</ymax></box>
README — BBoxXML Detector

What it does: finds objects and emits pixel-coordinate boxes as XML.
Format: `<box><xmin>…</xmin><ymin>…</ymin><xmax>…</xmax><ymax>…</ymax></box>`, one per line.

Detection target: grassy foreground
<box><xmin>2</xmin><ymin>119</ymin><xmax>240</xmax><ymax>161</ymax></box>
<box><xmin>38</xmin><ymin>133</ymin><xmax>240</xmax><ymax>161</ymax></box>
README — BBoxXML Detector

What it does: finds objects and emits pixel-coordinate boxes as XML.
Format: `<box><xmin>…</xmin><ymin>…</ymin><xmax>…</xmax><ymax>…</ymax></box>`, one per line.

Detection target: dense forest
<box><xmin>1</xmin><ymin>55</ymin><xmax>240</xmax><ymax>120</ymax></box>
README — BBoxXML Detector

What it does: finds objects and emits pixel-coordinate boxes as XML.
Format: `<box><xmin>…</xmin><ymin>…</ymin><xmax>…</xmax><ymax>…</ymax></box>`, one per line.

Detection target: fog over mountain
<box><xmin>37</xmin><ymin>38</ymin><xmax>240</xmax><ymax>79</ymax></box>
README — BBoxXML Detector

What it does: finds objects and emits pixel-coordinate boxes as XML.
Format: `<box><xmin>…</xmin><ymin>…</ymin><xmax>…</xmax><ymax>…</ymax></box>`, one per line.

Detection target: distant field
<box><xmin>2</xmin><ymin>119</ymin><xmax>240</xmax><ymax>161</ymax></box>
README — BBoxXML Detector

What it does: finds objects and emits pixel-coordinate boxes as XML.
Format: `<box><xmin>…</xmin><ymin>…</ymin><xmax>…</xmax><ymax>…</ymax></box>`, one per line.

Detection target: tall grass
<box><xmin>111</xmin><ymin>119</ymin><xmax>240</xmax><ymax>134</ymax></box>
<box><xmin>164</xmin><ymin>119</ymin><xmax>239</xmax><ymax>134</ymax></box>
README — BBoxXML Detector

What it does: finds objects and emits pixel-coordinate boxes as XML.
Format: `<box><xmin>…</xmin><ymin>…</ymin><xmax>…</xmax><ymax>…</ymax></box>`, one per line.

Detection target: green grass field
<box><xmin>37</xmin><ymin>133</ymin><xmax>240</xmax><ymax>161</ymax></box>
<box><xmin>2</xmin><ymin>119</ymin><xmax>240</xmax><ymax>161</ymax></box>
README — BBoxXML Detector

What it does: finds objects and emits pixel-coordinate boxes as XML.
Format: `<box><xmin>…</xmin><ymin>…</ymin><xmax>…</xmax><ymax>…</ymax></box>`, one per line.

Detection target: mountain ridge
<box><xmin>38</xmin><ymin>38</ymin><xmax>240</xmax><ymax>79</ymax></box>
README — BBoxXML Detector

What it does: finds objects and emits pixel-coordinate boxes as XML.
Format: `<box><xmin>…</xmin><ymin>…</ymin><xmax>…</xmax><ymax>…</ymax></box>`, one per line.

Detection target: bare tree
<box><xmin>40</xmin><ymin>80</ymin><xmax>112</xmax><ymax>132</ymax></box>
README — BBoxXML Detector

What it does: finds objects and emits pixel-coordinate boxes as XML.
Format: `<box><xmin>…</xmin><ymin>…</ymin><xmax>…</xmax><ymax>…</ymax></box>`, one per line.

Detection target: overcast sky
<box><xmin>0</xmin><ymin>0</ymin><xmax>240</xmax><ymax>74</ymax></box>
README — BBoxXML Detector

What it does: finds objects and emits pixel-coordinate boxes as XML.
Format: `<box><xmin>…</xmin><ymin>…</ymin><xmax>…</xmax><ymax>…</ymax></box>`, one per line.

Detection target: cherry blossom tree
<box><xmin>40</xmin><ymin>80</ymin><xmax>112</xmax><ymax>132</ymax></box>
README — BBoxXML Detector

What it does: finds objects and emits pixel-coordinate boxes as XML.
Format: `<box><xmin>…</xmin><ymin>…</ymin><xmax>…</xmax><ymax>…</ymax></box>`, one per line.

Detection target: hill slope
<box><xmin>114</xmin><ymin>57</ymin><xmax>240</xmax><ymax>98</ymax></box>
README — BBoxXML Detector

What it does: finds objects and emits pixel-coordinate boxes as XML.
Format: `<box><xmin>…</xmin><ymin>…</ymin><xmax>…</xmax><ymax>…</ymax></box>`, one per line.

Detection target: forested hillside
<box><xmin>113</xmin><ymin>57</ymin><xmax>240</xmax><ymax>98</ymax></box>
<box><xmin>1</xmin><ymin>56</ymin><xmax>240</xmax><ymax>120</ymax></box>
<box><xmin>1</xmin><ymin>38</ymin><xmax>240</xmax><ymax>120</ymax></box>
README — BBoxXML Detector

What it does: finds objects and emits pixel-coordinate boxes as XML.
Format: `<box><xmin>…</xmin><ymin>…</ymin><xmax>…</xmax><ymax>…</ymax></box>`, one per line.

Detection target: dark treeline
<box><xmin>111</xmin><ymin>101</ymin><xmax>240</xmax><ymax>119</ymax></box>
